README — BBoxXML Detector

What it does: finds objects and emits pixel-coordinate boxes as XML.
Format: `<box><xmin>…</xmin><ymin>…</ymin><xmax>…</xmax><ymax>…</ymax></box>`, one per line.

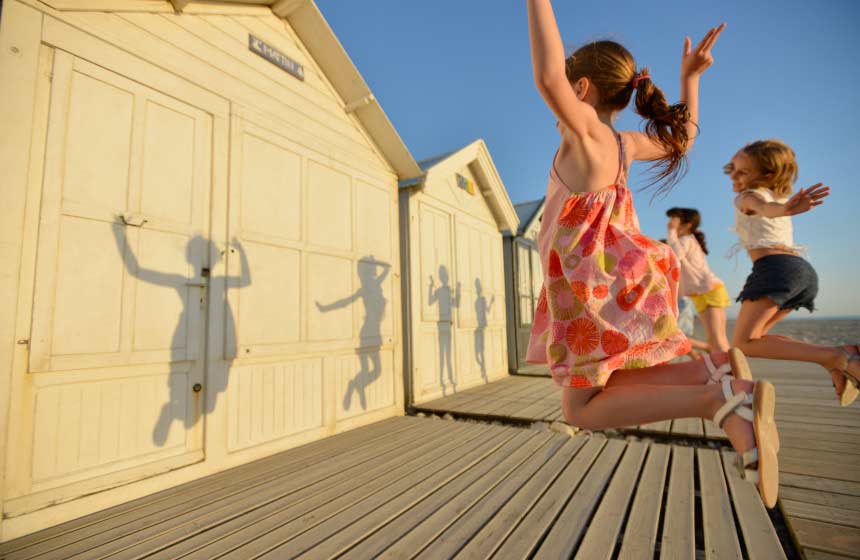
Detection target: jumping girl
<box><xmin>666</xmin><ymin>207</ymin><xmax>731</xmax><ymax>352</ymax></box>
<box><xmin>524</xmin><ymin>0</ymin><xmax>779</xmax><ymax>506</ymax></box>
<box><xmin>725</xmin><ymin>140</ymin><xmax>859</xmax><ymax>406</ymax></box>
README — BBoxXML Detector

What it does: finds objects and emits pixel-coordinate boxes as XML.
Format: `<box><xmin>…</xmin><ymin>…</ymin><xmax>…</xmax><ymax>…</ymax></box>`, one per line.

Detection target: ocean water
<box><xmin>695</xmin><ymin>318</ymin><xmax>860</xmax><ymax>347</ymax></box>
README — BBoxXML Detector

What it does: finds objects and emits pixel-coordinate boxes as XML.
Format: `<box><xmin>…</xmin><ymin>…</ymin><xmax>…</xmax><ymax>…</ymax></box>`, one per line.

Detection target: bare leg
<box><xmin>688</xmin><ymin>337</ymin><xmax>712</xmax><ymax>351</ymax></box>
<box><xmin>605</xmin><ymin>351</ymin><xmax>729</xmax><ymax>387</ymax></box>
<box><xmin>699</xmin><ymin>306</ymin><xmax>731</xmax><ymax>352</ymax></box>
<box><xmin>733</xmin><ymin>298</ymin><xmax>850</xmax><ymax>394</ymax></box>
<box><xmin>733</xmin><ymin>299</ymin><xmax>842</xmax><ymax>366</ymax></box>
<box><xmin>562</xmin><ymin>379</ymin><xmax>756</xmax><ymax>458</ymax></box>
<box><xmin>760</xmin><ymin>308</ymin><xmax>792</xmax><ymax>336</ymax></box>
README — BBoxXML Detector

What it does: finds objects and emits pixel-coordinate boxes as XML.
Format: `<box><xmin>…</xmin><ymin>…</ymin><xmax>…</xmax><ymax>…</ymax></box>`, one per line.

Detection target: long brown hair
<box><xmin>565</xmin><ymin>40</ymin><xmax>691</xmax><ymax>193</ymax></box>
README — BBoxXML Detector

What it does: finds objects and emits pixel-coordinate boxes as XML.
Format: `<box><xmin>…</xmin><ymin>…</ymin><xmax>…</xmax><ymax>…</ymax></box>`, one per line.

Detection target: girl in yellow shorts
<box><xmin>666</xmin><ymin>208</ymin><xmax>731</xmax><ymax>352</ymax></box>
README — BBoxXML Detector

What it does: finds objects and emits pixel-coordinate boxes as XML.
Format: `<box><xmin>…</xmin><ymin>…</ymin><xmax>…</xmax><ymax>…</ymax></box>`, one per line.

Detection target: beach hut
<box><xmin>503</xmin><ymin>198</ymin><xmax>546</xmax><ymax>373</ymax></box>
<box><xmin>400</xmin><ymin>140</ymin><xmax>519</xmax><ymax>405</ymax></box>
<box><xmin>0</xmin><ymin>0</ymin><xmax>421</xmax><ymax>539</ymax></box>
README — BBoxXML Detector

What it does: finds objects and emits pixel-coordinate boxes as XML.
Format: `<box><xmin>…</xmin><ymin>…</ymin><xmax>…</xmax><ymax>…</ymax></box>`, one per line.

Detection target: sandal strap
<box><xmin>741</xmin><ymin>447</ymin><xmax>759</xmax><ymax>467</ymax></box>
<box><xmin>734</xmin><ymin>449</ymin><xmax>761</xmax><ymax>483</ymax></box>
<box><xmin>704</xmin><ymin>353</ymin><xmax>733</xmax><ymax>384</ymax></box>
<box><xmin>714</xmin><ymin>377</ymin><xmax>754</xmax><ymax>427</ymax></box>
<box><xmin>743</xmin><ymin>468</ymin><xmax>759</xmax><ymax>484</ymax></box>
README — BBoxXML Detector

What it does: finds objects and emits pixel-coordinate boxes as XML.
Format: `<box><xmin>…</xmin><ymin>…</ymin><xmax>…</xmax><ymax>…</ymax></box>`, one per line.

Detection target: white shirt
<box><xmin>666</xmin><ymin>230</ymin><xmax>722</xmax><ymax>296</ymax></box>
<box><xmin>733</xmin><ymin>188</ymin><xmax>801</xmax><ymax>253</ymax></box>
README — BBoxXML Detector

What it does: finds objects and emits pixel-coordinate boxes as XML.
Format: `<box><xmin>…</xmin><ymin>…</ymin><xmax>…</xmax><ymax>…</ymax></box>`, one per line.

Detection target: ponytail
<box><xmin>692</xmin><ymin>230</ymin><xmax>708</xmax><ymax>255</ymax></box>
<box><xmin>634</xmin><ymin>71</ymin><xmax>691</xmax><ymax>194</ymax></box>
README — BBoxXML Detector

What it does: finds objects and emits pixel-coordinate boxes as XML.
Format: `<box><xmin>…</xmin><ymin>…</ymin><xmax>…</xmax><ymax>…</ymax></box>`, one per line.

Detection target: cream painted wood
<box><xmin>409</xmin><ymin>157</ymin><xmax>511</xmax><ymax>404</ymax></box>
<box><xmin>0</xmin><ymin>0</ymin><xmax>46</xmax><ymax>542</ymax></box>
<box><xmin>223</xmin><ymin>113</ymin><xmax>400</xmax><ymax>455</ymax></box>
<box><xmin>39</xmin><ymin>11</ymin><xmax>390</xmax><ymax>179</ymax></box>
<box><xmin>1</xmin><ymin>0</ymin><xmax>406</xmax><ymax>540</ymax></box>
<box><xmin>6</xmin><ymin>48</ymin><xmax>216</xmax><ymax>514</ymax></box>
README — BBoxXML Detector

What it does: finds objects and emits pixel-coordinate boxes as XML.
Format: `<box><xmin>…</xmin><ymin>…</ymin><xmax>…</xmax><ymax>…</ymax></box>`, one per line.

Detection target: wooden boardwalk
<box><xmin>416</xmin><ymin>358</ymin><xmax>860</xmax><ymax>559</ymax></box>
<box><xmin>415</xmin><ymin>371</ymin><xmax>728</xmax><ymax>440</ymax></box>
<box><xmin>0</xmin><ymin>415</ymin><xmax>785</xmax><ymax>559</ymax></box>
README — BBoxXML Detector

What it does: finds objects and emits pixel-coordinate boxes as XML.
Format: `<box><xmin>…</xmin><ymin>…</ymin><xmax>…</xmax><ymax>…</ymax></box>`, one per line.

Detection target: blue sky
<box><xmin>317</xmin><ymin>0</ymin><xmax>860</xmax><ymax>318</ymax></box>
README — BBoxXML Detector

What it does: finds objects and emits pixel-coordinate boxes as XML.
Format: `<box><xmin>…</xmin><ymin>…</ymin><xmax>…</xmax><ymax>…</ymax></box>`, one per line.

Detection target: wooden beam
<box><xmin>343</xmin><ymin>93</ymin><xmax>375</xmax><ymax>114</ymax></box>
<box><xmin>271</xmin><ymin>0</ymin><xmax>307</xmax><ymax>18</ymax></box>
<box><xmin>169</xmin><ymin>0</ymin><xmax>191</xmax><ymax>13</ymax></box>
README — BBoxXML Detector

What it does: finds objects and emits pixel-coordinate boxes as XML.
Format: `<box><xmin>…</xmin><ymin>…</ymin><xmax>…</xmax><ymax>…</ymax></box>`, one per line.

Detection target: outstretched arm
<box><xmin>316</xmin><ymin>290</ymin><xmax>360</xmax><ymax>312</ymax></box>
<box><xmin>526</xmin><ymin>0</ymin><xmax>599</xmax><ymax>138</ymax></box>
<box><xmin>738</xmin><ymin>183</ymin><xmax>830</xmax><ymax>218</ymax></box>
<box><xmin>623</xmin><ymin>24</ymin><xmax>726</xmax><ymax>161</ymax></box>
<box><xmin>111</xmin><ymin>217</ymin><xmax>181</xmax><ymax>287</ymax></box>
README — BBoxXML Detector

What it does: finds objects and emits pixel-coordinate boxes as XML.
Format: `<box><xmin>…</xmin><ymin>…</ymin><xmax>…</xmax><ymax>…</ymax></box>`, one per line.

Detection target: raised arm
<box><xmin>665</xmin><ymin>220</ymin><xmax>692</xmax><ymax>265</ymax></box>
<box><xmin>623</xmin><ymin>24</ymin><xmax>726</xmax><ymax>161</ymax></box>
<box><xmin>111</xmin><ymin>217</ymin><xmax>182</xmax><ymax>287</ymax></box>
<box><xmin>226</xmin><ymin>237</ymin><xmax>251</xmax><ymax>289</ymax></box>
<box><xmin>526</xmin><ymin>0</ymin><xmax>598</xmax><ymax>138</ymax></box>
<box><xmin>738</xmin><ymin>183</ymin><xmax>830</xmax><ymax>218</ymax></box>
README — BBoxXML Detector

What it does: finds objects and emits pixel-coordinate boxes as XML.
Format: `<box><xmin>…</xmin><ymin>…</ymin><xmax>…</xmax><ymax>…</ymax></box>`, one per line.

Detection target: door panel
<box><xmin>19</xmin><ymin>51</ymin><xmax>212</xmax><ymax>497</ymax></box>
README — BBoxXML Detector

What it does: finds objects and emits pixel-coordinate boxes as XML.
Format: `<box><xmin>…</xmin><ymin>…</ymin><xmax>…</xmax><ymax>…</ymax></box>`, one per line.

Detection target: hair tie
<box><xmin>631</xmin><ymin>73</ymin><xmax>651</xmax><ymax>89</ymax></box>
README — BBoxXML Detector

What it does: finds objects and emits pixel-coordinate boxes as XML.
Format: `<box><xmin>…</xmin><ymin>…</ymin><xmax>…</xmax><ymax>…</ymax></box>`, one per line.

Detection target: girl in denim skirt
<box><xmin>726</xmin><ymin>140</ymin><xmax>859</xmax><ymax>406</ymax></box>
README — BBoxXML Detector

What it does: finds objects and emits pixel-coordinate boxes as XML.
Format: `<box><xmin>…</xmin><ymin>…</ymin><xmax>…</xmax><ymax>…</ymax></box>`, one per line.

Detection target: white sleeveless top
<box><xmin>733</xmin><ymin>188</ymin><xmax>801</xmax><ymax>252</ymax></box>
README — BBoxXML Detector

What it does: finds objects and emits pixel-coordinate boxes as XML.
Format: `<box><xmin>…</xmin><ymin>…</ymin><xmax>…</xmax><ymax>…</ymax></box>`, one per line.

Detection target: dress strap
<box><xmin>613</xmin><ymin>132</ymin><xmax>626</xmax><ymax>185</ymax></box>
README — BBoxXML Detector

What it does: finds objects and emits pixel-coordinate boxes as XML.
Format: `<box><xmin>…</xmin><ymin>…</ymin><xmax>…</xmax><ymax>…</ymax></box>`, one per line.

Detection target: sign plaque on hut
<box><xmin>249</xmin><ymin>34</ymin><xmax>305</xmax><ymax>81</ymax></box>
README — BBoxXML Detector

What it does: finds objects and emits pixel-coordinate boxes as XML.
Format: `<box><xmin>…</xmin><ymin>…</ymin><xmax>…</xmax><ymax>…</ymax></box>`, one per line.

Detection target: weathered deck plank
<box><xmin>0</xmin><ymin>416</ymin><xmax>792</xmax><ymax>559</ymax></box>
<box><xmin>659</xmin><ymin>446</ymin><xmax>695</xmax><ymax>560</ymax></box>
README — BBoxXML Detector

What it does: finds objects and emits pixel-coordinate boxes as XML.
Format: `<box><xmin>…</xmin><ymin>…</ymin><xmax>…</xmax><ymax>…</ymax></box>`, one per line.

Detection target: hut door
<box><xmin>515</xmin><ymin>241</ymin><xmax>542</xmax><ymax>368</ymax></box>
<box><xmin>11</xmin><ymin>51</ymin><xmax>213</xmax><ymax>506</ymax></box>
<box><xmin>417</xmin><ymin>203</ymin><xmax>456</xmax><ymax>398</ymax></box>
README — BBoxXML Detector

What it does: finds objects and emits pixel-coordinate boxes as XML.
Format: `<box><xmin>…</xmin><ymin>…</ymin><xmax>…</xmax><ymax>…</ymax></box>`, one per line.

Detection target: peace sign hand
<box><xmin>681</xmin><ymin>23</ymin><xmax>726</xmax><ymax>80</ymax></box>
<box><xmin>784</xmin><ymin>183</ymin><xmax>830</xmax><ymax>216</ymax></box>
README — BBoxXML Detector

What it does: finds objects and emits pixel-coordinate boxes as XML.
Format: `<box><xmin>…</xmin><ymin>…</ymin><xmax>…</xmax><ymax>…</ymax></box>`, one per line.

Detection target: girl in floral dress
<box><xmin>525</xmin><ymin>0</ymin><xmax>780</xmax><ymax>507</ymax></box>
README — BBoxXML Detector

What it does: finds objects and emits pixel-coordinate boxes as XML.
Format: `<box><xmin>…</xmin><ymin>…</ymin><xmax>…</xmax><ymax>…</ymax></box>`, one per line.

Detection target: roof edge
<box><xmin>277</xmin><ymin>1</ymin><xmax>424</xmax><ymax>181</ymax></box>
<box><xmin>421</xmin><ymin>140</ymin><xmax>519</xmax><ymax>234</ymax></box>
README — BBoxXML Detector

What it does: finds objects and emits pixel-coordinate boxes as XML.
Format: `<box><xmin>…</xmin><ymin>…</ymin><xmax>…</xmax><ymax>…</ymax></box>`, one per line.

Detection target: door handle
<box><xmin>119</xmin><ymin>214</ymin><xmax>148</xmax><ymax>227</ymax></box>
<box><xmin>185</xmin><ymin>282</ymin><xmax>207</xmax><ymax>288</ymax></box>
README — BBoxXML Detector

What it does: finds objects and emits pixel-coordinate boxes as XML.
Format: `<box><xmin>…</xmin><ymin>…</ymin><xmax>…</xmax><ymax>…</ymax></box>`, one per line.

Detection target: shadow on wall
<box><xmin>474</xmin><ymin>278</ymin><xmax>495</xmax><ymax>383</ymax></box>
<box><xmin>428</xmin><ymin>265</ymin><xmax>460</xmax><ymax>395</ymax></box>
<box><xmin>112</xmin><ymin>220</ymin><xmax>251</xmax><ymax>446</ymax></box>
<box><xmin>316</xmin><ymin>255</ymin><xmax>390</xmax><ymax>411</ymax></box>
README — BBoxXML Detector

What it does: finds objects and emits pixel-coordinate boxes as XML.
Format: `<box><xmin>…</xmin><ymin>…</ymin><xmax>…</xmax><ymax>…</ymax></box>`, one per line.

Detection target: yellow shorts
<box><xmin>689</xmin><ymin>284</ymin><xmax>731</xmax><ymax>313</ymax></box>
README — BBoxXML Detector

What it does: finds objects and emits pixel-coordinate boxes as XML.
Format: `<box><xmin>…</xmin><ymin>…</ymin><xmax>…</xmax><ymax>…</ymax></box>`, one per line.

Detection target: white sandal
<box><xmin>713</xmin><ymin>377</ymin><xmax>780</xmax><ymax>508</ymax></box>
<box><xmin>704</xmin><ymin>347</ymin><xmax>753</xmax><ymax>384</ymax></box>
<box><xmin>832</xmin><ymin>345</ymin><xmax>860</xmax><ymax>407</ymax></box>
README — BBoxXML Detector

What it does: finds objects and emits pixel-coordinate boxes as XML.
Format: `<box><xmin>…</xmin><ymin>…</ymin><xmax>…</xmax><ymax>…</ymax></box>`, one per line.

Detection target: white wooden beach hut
<box><xmin>0</xmin><ymin>0</ymin><xmax>422</xmax><ymax>539</ymax></box>
<box><xmin>399</xmin><ymin>141</ymin><xmax>519</xmax><ymax>405</ymax></box>
<box><xmin>503</xmin><ymin>198</ymin><xmax>546</xmax><ymax>372</ymax></box>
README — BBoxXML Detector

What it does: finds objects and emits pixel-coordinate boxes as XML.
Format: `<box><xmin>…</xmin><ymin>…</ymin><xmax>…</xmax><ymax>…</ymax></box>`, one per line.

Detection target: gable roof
<box><xmin>511</xmin><ymin>198</ymin><xmax>545</xmax><ymax>236</ymax></box>
<box><xmin>410</xmin><ymin>139</ymin><xmax>519</xmax><ymax>234</ymax></box>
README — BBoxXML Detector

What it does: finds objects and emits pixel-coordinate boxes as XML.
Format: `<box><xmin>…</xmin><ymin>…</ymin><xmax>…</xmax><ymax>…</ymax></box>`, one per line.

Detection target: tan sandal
<box><xmin>832</xmin><ymin>345</ymin><xmax>860</xmax><ymax>407</ymax></box>
<box><xmin>704</xmin><ymin>347</ymin><xmax>753</xmax><ymax>384</ymax></box>
<box><xmin>713</xmin><ymin>377</ymin><xmax>780</xmax><ymax>508</ymax></box>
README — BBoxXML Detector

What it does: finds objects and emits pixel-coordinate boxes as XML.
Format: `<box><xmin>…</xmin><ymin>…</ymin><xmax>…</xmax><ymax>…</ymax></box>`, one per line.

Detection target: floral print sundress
<box><xmin>526</xmin><ymin>132</ymin><xmax>691</xmax><ymax>387</ymax></box>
